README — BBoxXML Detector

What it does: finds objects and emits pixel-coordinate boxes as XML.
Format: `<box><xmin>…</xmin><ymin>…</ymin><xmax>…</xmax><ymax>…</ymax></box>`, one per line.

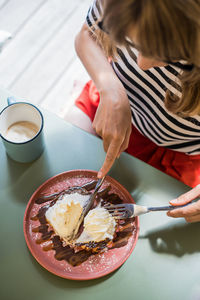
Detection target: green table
<box><xmin>0</xmin><ymin>89</ymin><xmax>200</xmax><ymax>300</ymax></box>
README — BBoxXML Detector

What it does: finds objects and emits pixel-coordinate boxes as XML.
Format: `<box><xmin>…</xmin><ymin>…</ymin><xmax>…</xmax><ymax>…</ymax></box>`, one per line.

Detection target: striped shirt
<box><xmin>86</xmin><ymin>0</ymin><xmax>200</xmax><ymax>155</ymax></box>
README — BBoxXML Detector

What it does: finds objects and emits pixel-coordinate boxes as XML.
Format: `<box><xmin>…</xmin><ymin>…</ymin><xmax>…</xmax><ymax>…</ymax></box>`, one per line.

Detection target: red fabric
<box><xmin>75</xmin><ymin>80</ymin><xmax>200</xmax><ymax>187</ymax></box>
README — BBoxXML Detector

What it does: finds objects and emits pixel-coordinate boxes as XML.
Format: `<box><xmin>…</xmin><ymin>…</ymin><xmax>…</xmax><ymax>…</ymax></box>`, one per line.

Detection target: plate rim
<box><xmin>23</xmin><ymin>169</ymin><xmax>140</xmax><ymax>280</ymax></box>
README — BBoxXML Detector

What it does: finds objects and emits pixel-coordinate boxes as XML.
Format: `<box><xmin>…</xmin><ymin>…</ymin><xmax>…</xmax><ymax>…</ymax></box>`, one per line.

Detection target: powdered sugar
<box><xmin>25</xmin><ymin>170</ymin><xmax>139</xmax><ymax>279</ymax></box>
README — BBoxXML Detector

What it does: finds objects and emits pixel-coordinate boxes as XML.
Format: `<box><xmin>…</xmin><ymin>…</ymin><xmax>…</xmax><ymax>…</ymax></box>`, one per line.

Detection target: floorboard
<box><xmin>0</xmin><ymin>0</ymin><xmax>92</xmax><ymax>117</ymax></box>
<box><xmin>10</xmin><ymin>0</ymin><xmax>91</xmax><ymax>103</ymax></box>
<box><xmin>0</xmin><ymin>0</ymin><xmax>46</xmax><ymax>35</ymax></box>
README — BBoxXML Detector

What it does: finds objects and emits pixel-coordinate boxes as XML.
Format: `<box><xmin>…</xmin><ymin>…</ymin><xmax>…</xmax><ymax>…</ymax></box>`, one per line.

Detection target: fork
<box><xmin>104</xmin><ymin>202</ymin><xmax>192</xmax><ymax>219</ymax></box>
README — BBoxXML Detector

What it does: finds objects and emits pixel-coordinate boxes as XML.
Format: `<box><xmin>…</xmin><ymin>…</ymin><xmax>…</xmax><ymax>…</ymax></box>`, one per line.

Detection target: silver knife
<box><xmin>71</xmin><ymin>176</ymin><xmax>105</xmax><ymax>241</ymax></box>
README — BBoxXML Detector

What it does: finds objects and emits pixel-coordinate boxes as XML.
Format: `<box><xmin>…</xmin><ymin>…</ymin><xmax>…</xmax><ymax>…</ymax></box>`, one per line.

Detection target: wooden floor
<box><xmin>0</xmin><ymin>0</ymin><xmax>91</xmax><ymax>118</ymax></box>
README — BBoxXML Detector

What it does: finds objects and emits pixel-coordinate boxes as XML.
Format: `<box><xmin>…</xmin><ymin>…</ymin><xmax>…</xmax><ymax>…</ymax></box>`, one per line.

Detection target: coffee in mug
<box><xmin>0</xmin><ymin>99</ymin><xmax>44</xmax><ymax>163</ymax></box>
<box><xmin>5</xmin><ymin>121</ymin><xmax>39</xmax><ymax>143</ymax></box>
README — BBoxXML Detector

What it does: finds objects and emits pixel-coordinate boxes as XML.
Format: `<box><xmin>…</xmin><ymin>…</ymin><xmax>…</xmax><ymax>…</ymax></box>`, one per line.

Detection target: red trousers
<box><xmin>75</xmin><ymin>80</ymin><xmax>200</xmax><ymax>188</ymax></box>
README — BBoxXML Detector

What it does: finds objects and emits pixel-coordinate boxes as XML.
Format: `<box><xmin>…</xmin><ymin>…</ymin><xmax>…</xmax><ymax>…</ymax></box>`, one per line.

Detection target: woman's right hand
<box><xmin>75</xmin><ymin>23</ymin><xmax>132</xmax><ymax>177</ymax></box>
<box><xmin>92</xmin><ymin>80</ymin><xmax>132</xmax><ymax>178</ymax></box>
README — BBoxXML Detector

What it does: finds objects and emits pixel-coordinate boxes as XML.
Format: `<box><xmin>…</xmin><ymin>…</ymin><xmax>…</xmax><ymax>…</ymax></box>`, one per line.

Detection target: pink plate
<box><xmin>23</xmin><ymin>170</ymin><xmax>139</xmax><ymax>280</ymax></box>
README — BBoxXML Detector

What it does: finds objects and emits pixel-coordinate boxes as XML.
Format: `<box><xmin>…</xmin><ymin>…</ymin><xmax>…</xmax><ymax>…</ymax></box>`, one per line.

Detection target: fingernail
<box><xmin>97</xmin><ymin>171</ymin><xmax>102</xmax><ymax>178</ymax></box>
<box><xmin>170</xmin><ymin>199</ymin><xmax>178</xmax><ymax>204</ymax></box>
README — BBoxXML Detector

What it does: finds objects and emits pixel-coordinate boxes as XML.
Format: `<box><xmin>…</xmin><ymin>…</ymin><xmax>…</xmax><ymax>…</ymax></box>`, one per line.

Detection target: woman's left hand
<box><xmin>167</xmin><ymin>184</ymin><xmax>200</xmax><ymax>223</ymax></box>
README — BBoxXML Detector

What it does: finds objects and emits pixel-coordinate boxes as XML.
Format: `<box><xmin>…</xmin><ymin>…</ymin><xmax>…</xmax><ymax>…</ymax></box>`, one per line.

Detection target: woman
<box><xmin>65</xmin><ymin>0</ymin><xmax>200</xmax><ymax>222</ymax></box>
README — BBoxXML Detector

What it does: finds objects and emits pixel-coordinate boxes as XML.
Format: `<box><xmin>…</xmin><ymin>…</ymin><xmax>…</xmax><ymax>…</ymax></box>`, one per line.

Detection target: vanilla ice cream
<box><xmin>45</xmin><ymin>192</ymin><xmax>90</xmax><ymax>243</ymax></box>
<box><xmin>76</xmin><ymin>207</ymin><xmax>116</xmax><ymax>243</ymax></box>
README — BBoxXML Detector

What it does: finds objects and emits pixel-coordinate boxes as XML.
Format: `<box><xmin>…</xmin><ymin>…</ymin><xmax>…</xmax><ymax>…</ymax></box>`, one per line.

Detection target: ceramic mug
<box><xmin>0</xmin><ymin>97</ymin><xmax>44</xmax><ymax>163</ymax></box>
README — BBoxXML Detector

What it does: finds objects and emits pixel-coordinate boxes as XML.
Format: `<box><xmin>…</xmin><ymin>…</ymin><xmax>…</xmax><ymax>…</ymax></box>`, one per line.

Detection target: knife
<box><xmin>70</xmin><ymin>176</ymin><xmax>105</xmax><ymax>241</ymax></box>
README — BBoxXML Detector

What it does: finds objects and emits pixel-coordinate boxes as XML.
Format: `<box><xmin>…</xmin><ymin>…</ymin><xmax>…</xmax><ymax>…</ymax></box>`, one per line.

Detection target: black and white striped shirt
<box><xmin>86</xmin><ymin>0</ymin><xmax>200</xmax><ymax>155</ymax></box>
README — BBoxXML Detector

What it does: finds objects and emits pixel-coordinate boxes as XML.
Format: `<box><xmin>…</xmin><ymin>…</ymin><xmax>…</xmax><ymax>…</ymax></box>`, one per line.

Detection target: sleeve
<box><xmin>85</xmin><ymin>0</ymin><xmax>103</xmax><ymax>34</ymax></box>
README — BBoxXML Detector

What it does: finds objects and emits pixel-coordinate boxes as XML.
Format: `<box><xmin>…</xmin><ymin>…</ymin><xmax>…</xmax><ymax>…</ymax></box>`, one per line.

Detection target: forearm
<box><xmin>75</xmin><ymin>25</ymin><xmax>132</xmax><ymax>178</ymax></box>
<box><xmin>75</xmin><ymin>23</ymin><xmax>122</xmax><ymax>93</ymax></box>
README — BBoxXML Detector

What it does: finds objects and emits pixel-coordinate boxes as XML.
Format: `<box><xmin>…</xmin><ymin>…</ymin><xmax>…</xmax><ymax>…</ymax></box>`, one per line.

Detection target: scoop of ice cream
<box><xmin>76</xmin><ymin>207</ymin><xmax>116</xmax><ymax>243</ymax></box>
<box><xmin>45</xmin><ymin>192</ymin><xmax>90</xmax><ymax>243</ymax></box>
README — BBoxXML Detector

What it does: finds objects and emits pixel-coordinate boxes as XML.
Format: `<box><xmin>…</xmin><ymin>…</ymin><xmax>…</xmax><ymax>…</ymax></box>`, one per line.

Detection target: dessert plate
<box><xmin>24</xmin><ymin>170</ymin><xmax>139</xmax><ymax>280</ymax></box>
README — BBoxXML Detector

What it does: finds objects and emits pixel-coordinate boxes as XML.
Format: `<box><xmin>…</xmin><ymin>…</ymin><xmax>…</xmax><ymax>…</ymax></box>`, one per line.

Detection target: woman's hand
<box><xmin>93</xmin><ymin>80</ymin><xmax>132</xmax><ymax>178</ymax></box>
<box><xmin>167</xmin><ymin>184</ymin><xmax>200</xmax><ymax>223</ymax></box>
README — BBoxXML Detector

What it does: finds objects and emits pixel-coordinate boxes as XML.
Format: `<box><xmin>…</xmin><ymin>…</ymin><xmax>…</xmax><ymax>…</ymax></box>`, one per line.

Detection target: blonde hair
<box><xmin>93</xmin><ymin>0</ymin><xmax>200</xmax><ymax>117</ymax></box>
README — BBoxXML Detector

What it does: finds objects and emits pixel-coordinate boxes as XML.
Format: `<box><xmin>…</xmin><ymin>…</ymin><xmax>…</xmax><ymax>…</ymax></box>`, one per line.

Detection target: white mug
<box><xmin>0</xmin><ymin>97</ymin><xmax>44</xmax><ymax>163</ymax></box>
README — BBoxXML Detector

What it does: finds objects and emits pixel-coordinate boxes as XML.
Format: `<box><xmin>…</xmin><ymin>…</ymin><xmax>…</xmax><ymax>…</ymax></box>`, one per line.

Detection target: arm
<box><xmin>75</xmin><ymin>23</ymin><xmax>118</xmax><ymax>92</ymax></box>
<box><xmin>167</xmin><ymin>184</ymin><xmax>200</xmax><ymax>223</ymax></box>
<box><xmin>75</xmin><ymin>23</ymin><xmax>132</xmax><ymax>177</ymax></box>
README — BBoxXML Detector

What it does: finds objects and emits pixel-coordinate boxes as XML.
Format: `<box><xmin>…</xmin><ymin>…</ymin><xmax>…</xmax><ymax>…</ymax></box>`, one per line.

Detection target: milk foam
<box><xmin>5</xmin><ymin>121</ymin><xmax>39</xmax><ymax>142</ymax></box>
